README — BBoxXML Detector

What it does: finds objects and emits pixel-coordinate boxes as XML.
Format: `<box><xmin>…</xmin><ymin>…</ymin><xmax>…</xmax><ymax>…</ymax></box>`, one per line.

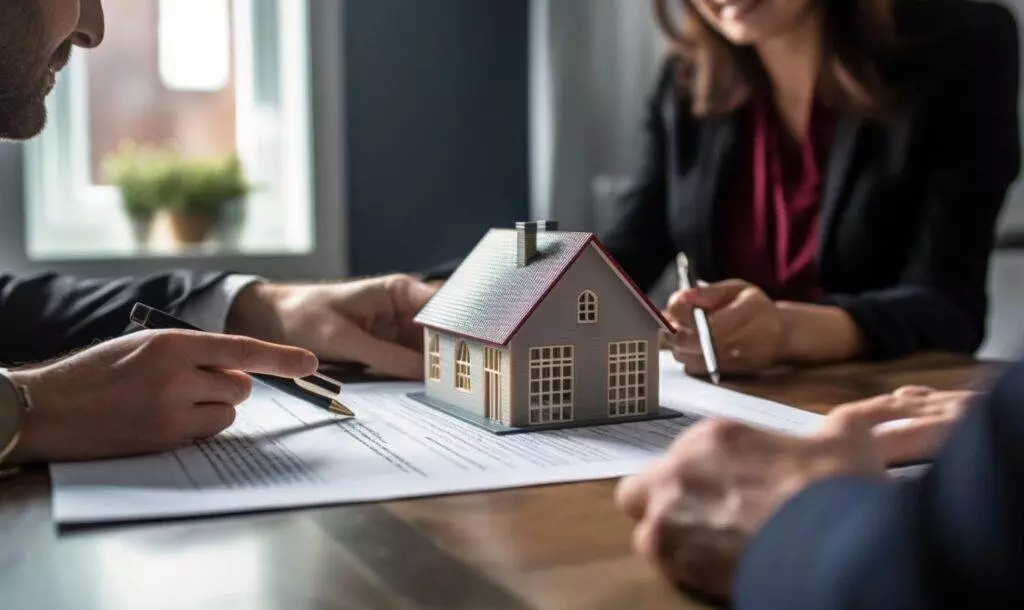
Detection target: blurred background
<box><xmin>0</xmin><ymin>0</ymin><xmax>1021</xmax><ymax>357</ymax></box>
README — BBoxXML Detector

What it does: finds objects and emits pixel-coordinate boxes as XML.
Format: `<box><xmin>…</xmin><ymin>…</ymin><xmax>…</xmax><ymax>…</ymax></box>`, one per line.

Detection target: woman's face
<box><xmin>689</xmin><ymin>0</ymin><xmax>816</xmax><ymax>46</ymax></box>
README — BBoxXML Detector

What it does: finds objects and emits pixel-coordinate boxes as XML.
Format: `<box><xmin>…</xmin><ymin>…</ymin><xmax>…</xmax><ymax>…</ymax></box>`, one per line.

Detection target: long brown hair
<box><xmin>654</xmin><ymin>0</ymin><xmax>901</xmax><ymax>119</ymax></box>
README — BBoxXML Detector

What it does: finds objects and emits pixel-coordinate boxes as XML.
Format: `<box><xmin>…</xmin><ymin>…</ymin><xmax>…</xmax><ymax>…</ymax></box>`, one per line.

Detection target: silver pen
<box><xmin>675</xmin><ymin>253</ymin><xmax>721</xmax><ymax>385</ymax></box>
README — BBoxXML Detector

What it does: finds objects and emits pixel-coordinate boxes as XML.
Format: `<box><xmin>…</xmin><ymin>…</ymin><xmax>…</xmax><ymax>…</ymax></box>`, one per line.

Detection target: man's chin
<box><xmin>0</xmin><ymin>98</ymin><xmax>47</xmax><ymax>141</ymax></box>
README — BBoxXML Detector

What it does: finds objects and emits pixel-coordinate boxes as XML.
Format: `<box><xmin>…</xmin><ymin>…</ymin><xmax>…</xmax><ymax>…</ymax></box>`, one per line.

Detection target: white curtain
<box><xmin>530</xmin><ymin>0</ymin><xmax>666</xmax><ymax>233</ymax></box>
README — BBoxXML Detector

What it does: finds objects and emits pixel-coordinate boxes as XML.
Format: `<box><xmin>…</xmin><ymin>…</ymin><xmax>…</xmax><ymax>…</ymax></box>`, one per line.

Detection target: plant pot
<box><xmin>213</xmin><ymin>198</ymin><xmax>247</xmax><ymax>248</ymax></box>
<box><xmin>127</xmin><ymin>215</ymin><xmax>154</xmax><ymax>246</ymax></box>
<box><xmin>168</xmin><ymin>210</ymin><xmax>215</xmax><ymax>244</ymax></box>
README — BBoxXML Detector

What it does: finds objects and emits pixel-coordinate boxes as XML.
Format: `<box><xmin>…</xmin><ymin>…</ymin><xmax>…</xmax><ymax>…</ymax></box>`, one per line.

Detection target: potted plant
<box><xmin>169</xmin><ymin>154</ymin><xmax>251</xmax><ymax>245</ymax></box>
<box><xmin>104</xmin><ymin>142</ymin><xmax>181</xmax><ymax>247</ymax></box>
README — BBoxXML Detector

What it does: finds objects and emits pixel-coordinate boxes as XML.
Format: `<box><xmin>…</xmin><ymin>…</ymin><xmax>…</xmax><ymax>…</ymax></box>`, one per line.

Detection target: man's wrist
<box><xmin>0</xmin><ymin>369</ymin><xmax>38</xmax><ymax>466</ymax></box>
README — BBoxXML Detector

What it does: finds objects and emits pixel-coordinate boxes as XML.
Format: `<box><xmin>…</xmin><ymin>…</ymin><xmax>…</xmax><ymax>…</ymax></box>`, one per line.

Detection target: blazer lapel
<box><xmin>819</xmin><ymin>115</ymin><xmax>864</xmax><ymax>273</ymax></box>
<box><xmin>695</xmin><ymin>113</ymin><xmax>740</xmax><ymax>280</ymax></box>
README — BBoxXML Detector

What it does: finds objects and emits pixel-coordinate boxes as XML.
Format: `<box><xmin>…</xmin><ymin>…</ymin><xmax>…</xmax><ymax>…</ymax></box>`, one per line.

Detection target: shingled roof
<box><xmin>415</xmin><ymin>229</ymin><xmax>671</xmax><ymax>346</ymax></box>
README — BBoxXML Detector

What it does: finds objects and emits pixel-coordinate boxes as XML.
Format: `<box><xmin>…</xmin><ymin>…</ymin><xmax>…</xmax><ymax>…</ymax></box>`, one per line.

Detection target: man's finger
<box><xmin>186</xmin><ymin>403</ymin><xmax>238</xmax><ymax>439</ymax></box>
<box><xmin>180</xmin><ymin>333</ymin><xmax>318</xmax><ymax>378</ymax></box>
<box><xmin>341</xmin><ymin>328</ymin><xmax>424</xmax><ymax>380</ymax></box>
<box><xmin>390</xmin><ymin>274</ymin><xmax>438</xmax><ymax>313</ymax></box>
<box><xmin>188</xmin><ymin>369</ymin><xmax>254</xmax><ymax>406</ymax></box>
<box><xmin>875</xmin><ymin>415</ymin><xmax>955</xmax><ymax>464</ymax></box>
<box><xmin>615</xmin><ymin>474</ymin><xmax>652</xmax><ymax>521</ymax></box>
<box><xmin>892</xmin><ymin>385</ymin><xmax>936</xmax><ymax>399</ymax></box>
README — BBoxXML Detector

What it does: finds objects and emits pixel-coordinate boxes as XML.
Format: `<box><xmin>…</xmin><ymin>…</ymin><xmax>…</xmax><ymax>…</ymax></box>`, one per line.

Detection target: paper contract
<box><xmin>51</xmin><ymin>354</ymin><xmax>823</xmax><ymax>525</ymax></box>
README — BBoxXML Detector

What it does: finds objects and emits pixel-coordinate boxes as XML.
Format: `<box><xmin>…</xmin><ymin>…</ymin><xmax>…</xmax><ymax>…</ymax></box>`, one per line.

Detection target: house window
<box><xmin>428</xmin><ymin>334</ymin><xmax>441</xmax><ymax>381</ymax></box>
<box><xmin>484</xmin><ymin>347</ymin><xmax>503</xmax><ymax>421</ymax></box>
<box><xmin>608</xmin><ymin>341</ymin><xmax>648</xmax><ymax>417</ymax></box>
<box><xmin>578</xmin><ymin>291</ymin><xmax>598</xmax><ymax>324</ymax></box>
<box><xmin>455</xmin><ymin>342</ymin><xmax>472</xmax><ymax>392</ymax></box>
<box><xmin>528</xmin><ymin>346</ymin><xmax>574</xmax><ymax>424</ymax></box>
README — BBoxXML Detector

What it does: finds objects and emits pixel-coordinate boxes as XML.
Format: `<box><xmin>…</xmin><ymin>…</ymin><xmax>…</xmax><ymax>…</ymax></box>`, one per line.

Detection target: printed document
<box><xmin>51</xmin><ymin>354</ymin><xmax>823</xmax><ymax>525</ymax></box>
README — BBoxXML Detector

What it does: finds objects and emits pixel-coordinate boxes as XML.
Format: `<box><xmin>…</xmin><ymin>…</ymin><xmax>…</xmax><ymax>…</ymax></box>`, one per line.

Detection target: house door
<box><xmin>484</xmin><ymin>348</ymin><xmax>503</xmax><ymax>422</ymax></box>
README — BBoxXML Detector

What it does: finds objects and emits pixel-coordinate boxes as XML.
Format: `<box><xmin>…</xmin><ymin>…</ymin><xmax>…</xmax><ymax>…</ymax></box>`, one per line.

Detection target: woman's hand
<box><xmin>663</xmin><ymin>280</ymin><xmax>787</xmax><ymax>376</ymax></box>
<box><xmin>828</xmin><ymin>386</ymin><xmax>978</xmax><ymax>465</ymax></box>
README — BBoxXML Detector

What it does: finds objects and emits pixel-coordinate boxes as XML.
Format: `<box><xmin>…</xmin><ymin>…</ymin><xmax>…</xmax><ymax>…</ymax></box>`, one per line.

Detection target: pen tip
<box><xmin>330</xmin><ymin>400</ymin><xmax>356</xmax><ymax>418</ymax></box>
<box><xmin>710</xmin><ymin>372</ymin><xmax>721</xmax><ymax>386</ymax></box>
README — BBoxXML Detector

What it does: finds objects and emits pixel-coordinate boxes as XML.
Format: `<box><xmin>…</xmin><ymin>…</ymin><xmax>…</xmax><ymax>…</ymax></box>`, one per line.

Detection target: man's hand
<box><xmin>663</xmin><ymin>280</ymin><xmax>786</xmax><ymax>375</ymax></box>
<box><xmin>615</xmin><ymin>413</ymin><xmax>888</xmax><ymax>600</ymax></box>
<box><xmin>829</xmin><ymin>385</ymin><xmax>977</xmax><ymax>465</ymax></box>
<box><xmin>7</xmin><ymin>330</ymin><xmax>318</xmax><ymax>463</ymax></box>
<box><xmin>227</xmin><ymin>274</ymin><xmax>437</xmax><ymax>380</ymax></box>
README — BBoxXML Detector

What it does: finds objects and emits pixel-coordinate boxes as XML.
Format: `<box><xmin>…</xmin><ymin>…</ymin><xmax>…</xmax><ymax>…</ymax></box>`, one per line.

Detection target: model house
<box><xmin>411</xmin><ymin>221</ymin><xmax>680</xmax><ymax>434</ymax></box>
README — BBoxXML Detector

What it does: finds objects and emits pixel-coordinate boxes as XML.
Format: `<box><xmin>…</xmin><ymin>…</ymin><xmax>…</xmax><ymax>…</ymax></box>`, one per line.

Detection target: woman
<box><xmin>602</xmin><ymin>0</ymin><xmax>1021</xmax><ymax>376</ymax></box>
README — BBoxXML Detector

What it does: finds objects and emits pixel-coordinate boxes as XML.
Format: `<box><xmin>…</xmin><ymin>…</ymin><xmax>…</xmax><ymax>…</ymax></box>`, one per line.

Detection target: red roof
<box><xmin>415</xmin><ymin>229</ymin><xmax>672</xmax><ymax>345</ymax></box>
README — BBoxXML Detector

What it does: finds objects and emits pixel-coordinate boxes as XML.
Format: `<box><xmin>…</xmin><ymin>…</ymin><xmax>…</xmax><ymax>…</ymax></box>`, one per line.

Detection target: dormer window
<box><xmin>578</xmin><ymin>291</ymin><xmax>598</xmax><ymax>324</ymax></box>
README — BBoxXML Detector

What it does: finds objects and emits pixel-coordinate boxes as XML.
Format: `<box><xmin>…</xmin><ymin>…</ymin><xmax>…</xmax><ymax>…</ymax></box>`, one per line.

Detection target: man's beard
<box><xmin>0</xmin><ymin>1</ymin><xmax>70</xmax><ymax>141</ymax></box>
<box><xmin>0</xmin><ymin>84</ymin><xmax>48</xmax><ymax>141</ymax></box>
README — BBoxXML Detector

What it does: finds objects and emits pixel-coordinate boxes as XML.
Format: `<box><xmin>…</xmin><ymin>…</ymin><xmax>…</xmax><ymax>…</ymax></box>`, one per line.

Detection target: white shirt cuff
<box><xmin>178</xmin><ymin>274</ymin><xmax>264</xmax><ymax>332</ymax></box>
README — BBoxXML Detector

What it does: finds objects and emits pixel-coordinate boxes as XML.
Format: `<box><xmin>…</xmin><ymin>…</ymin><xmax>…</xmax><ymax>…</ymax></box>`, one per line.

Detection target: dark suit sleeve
<box><xmin>598</xmin><ymin>61</ymin><xmax>679</xmax><ymax>292</ymax></box>
<box><xmin>734</xmin><ymin>359</ymin><xmax>1024</xmax><ymax>609</ymax></box>
<box><xmin>822</xmin><ymin>6</ymin><xmax>1021</xmax><ymax>359</ymax></box>
<box><xmin>0</xmin><ymin>271</ymin><xmax>229</xmax><ymax>365</ymax></box>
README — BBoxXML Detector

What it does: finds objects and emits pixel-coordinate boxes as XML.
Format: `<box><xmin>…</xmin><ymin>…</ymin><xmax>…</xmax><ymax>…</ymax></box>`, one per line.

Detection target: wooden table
<box><xmin>0</xmin><ymin>354</ymin><xmax>1002</xmax><ymax>610</ymax></box>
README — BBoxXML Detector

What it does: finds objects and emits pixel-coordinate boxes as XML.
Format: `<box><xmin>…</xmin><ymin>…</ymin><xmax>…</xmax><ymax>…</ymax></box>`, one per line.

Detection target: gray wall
<box><xmin>530</xmin><ymin>0</ymin><xmax>663</xmax><ymax>231</ymax></box>
<box><xmin>511</xmin><ymin>244</ymin><xmax>662</xmax><ymax>426</ymax></box>
<box><xmin>345</xmin><ymin>0</ymin><xmax>530</xmax><ymax>276</ymax></box>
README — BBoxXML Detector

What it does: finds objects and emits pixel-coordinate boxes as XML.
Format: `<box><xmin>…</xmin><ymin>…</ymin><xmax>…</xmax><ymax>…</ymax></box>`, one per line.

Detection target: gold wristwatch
<box><xmin>0</xmin><ymin>370</ymin><xmax>32</xmax><ymax>475</ymax></box>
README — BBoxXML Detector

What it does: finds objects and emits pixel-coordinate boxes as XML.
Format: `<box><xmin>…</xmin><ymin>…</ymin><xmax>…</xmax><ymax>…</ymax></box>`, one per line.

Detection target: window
<box><xmin>428</xmin><ymin>334</ymin><xmax>441</xmax><ymax>382</ymax></box>
<box><xmin>608</xmin><ymin>341</ymin><xmax>648</xmax><ymax>417</ymax></box>
<box><xmin>578</xmin><ymin>291</ymin><xmax>598</xmax><ymax>324</ymax></box>
<box><xmin>25</xmin><ymin>0</ymin><xmax>314</xmax><ymax>259</ymax></box>
<box><xmin>528</xmin><ymin>346</ymin><xmax>574</xmax><ymax>425</ymax></box>
<box><xmin>484</xmin><ymin>347</ymin><xmax>503</xmax><ymax>421</ymax></box>
<box><xmin>455</xmin><ymin>342</ymin><xmax>472</xmax><ymax>392</ymax></box>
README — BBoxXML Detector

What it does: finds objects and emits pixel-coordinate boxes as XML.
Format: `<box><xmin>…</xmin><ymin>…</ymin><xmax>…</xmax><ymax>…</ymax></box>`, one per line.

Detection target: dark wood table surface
<box><xmin>0</xmin><ymin>353</ymin><xmax>1004</xmax><ymax>610</ymax></box>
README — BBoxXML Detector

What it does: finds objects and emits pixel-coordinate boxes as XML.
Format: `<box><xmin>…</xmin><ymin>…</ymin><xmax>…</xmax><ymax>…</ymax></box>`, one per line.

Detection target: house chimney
<box><xmin>516</xmin><ymin>221</ymin><xmax>538</xmax><ymax>267</ymax></box>
<box><xmin>536</xmin><ymin>220</ymin><xmax>559</xmax><ymax>232</ymax></box>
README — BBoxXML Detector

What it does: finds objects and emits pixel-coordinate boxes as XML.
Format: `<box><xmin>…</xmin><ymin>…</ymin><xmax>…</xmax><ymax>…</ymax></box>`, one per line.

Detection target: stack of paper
<box><xmin>50</xmin><ymin>354</ymin><xmax>828</xmax><ymax>525</ymax></box>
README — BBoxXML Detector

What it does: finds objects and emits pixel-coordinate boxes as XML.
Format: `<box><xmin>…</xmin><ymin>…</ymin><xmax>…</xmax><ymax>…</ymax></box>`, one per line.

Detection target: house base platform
<box><xmin>407</xmin><ymin>392</ymin><xmax>685</xmax><ymax>436</ymax></box>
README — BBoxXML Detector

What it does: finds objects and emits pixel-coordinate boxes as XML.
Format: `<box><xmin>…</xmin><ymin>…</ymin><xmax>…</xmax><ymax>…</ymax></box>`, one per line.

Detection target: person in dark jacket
<box><xmin>602</xmin><ymin>0</ymin><xmax>1021</xmax><ymax>376</ymax></box>
<box><xmin>0</xmin><ymin>0</ymin><xmax>432</xmax><ymax>466</ymax></box>
<box><xmin>616</xmin><ymin>362</ymin><xmax>1024</xmax><ymax>608</ymax></box>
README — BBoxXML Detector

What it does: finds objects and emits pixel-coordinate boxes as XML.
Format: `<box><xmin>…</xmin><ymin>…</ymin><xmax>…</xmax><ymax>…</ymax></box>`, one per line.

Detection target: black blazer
<box><xmin>601</xmin><ymin>0</ymin><xmax>1022</xmax><ymax>359</ymax></box>
<box><xmin>0</xmin><ymin>271</ymin><xmax>228</xmax><ymax>365</ymax></box>
<box><xmin>735</xmin><ymin>357</ymin><xmax>1024</xmax><ymax>608</ymax></box>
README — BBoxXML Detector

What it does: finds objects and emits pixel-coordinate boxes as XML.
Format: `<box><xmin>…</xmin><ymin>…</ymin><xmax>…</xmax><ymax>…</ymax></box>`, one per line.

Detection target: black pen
<box><xmin>676</xmin><ymin>253</ymin><xmax>721</xmax><ymax>385</ymax></box>
<box><xmin>129</xmin><ymin>302</ymin><xmax>354</xmax><ymax>417</ymax></box>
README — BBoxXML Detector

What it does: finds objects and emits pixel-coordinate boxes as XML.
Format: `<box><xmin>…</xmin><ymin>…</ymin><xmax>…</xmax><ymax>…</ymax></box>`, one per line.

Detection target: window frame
<box><xmin>455</xmin><ymin>341</ymin><xmax>472</xmax><ymax>392</ymax></box>
<box><xmin>528</xmin><ymin>345</ymin><xmax>574</xmax><ymax>425</ymax></box>
<box><xmin>428</xmin><ymin>333</ymin><xmax>441</xmax><ymax>381</ymax></box>
<box><xmin>4</xmin><ymin>0</ymin><xmax>347</xmax><ymax>280</ymax></box>
<box><xmin>577</xmin><ymin>290</ymin><xmax>598</xmax><ymax>324</ymax></box>
<box><xmin>607</xmin><ymin>340</ymin><xmax>649</xmax><ymax>417</ymax></box>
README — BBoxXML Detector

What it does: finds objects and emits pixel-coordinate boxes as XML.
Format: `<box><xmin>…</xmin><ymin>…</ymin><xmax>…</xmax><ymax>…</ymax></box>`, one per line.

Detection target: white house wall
<box><xmin>509</xmin><ymin>243</ymin><xmax>662</xmax><ymax>427</ymax></box>
<box><xmin>424</xmin><ymin>329</ymin><xmax>488</xmax><ymax>418</ymax></box>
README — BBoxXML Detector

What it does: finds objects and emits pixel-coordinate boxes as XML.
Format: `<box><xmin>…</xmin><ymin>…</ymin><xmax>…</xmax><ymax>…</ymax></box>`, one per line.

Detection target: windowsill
<box><xmin>29</xmin><ymin>243</ymin><xmax>313</xmax><ymax>264</ymax></box>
